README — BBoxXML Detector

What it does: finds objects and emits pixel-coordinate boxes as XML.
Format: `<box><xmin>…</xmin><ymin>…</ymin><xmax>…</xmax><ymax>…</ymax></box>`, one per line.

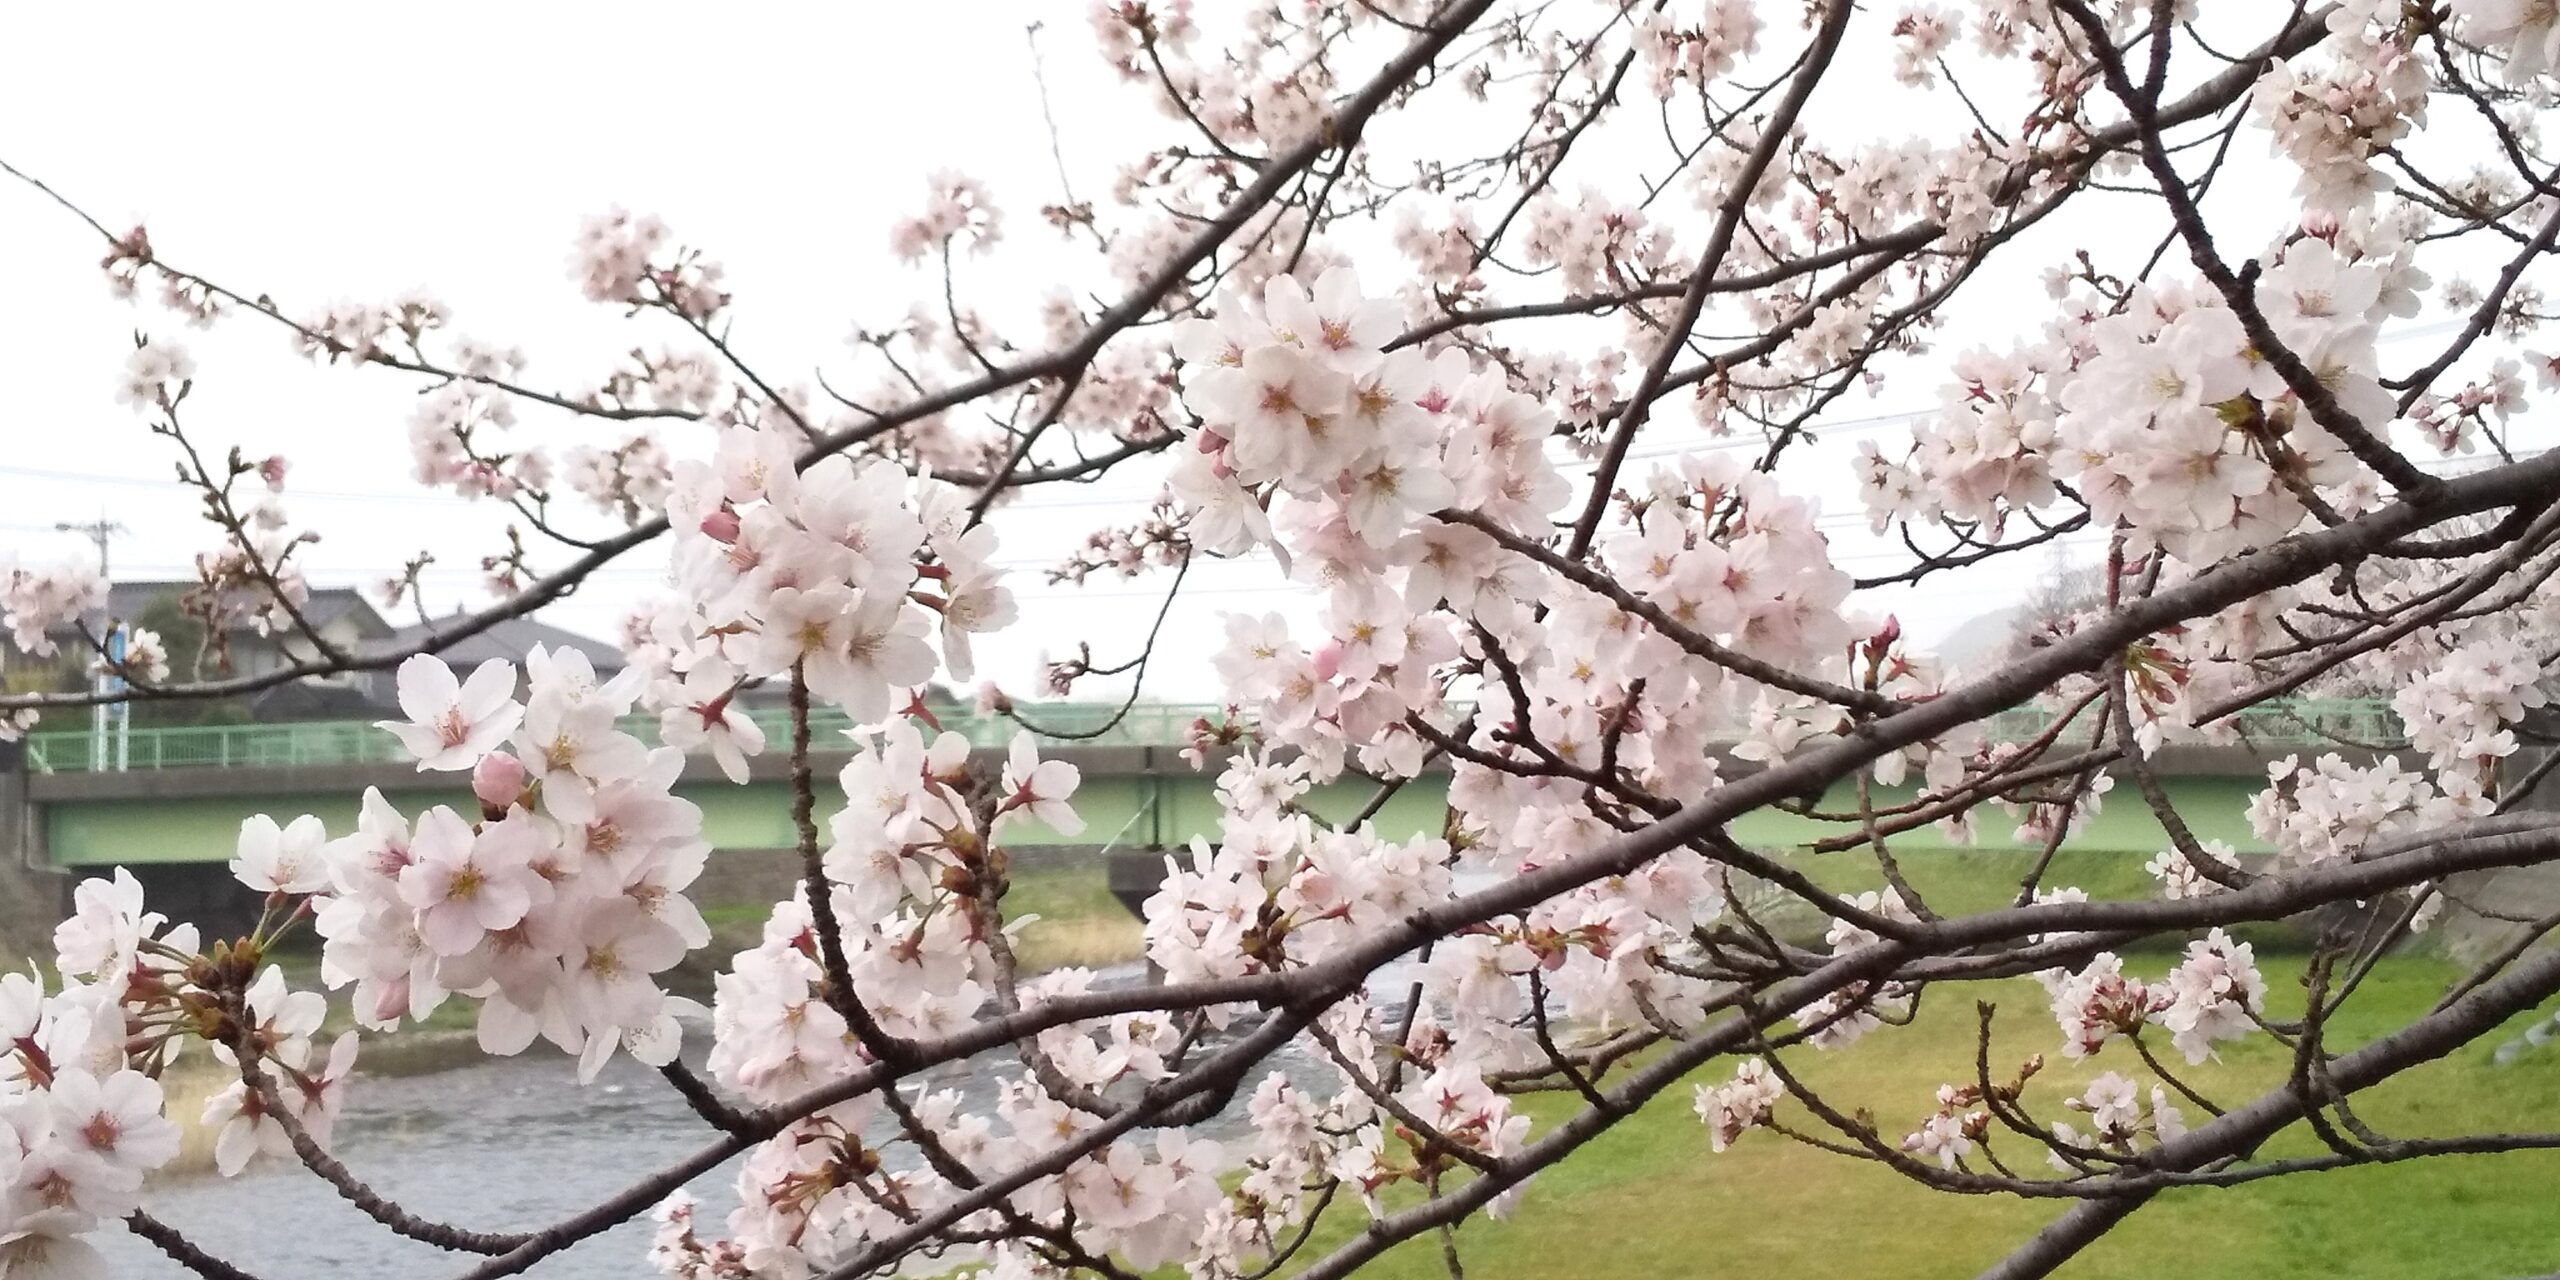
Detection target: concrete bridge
<box><xmin>0</xmin><ymin>699</ymin><xmax>2405</xmax><ymax>957</ymax></box>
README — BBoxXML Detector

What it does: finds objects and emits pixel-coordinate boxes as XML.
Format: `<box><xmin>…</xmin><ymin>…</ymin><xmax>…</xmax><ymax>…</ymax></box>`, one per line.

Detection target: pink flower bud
<box><xmin>473</xmin><ymin>751</ymin><xmax>528</xmax><ymax>814</ymax></box>
<box><xmin>700</xmin><ymin>507</ymin><xmax>741</xmax><ymax>543</ymax></box>
<box><xmin>1312</xmin><ymin>640</ymin><xmax>1344</xmax><ymax>682</ymax></box>
<box><xmin>974</xmin><ymin>681</ymin><xmax>1011</xmax><ymax>715</ymax></box>
<box><xmin>372</xmin><ymin>976</ymin><xmax>412</xmax><ymax>1024</ymax></box>
<box><xmin>259</xmin><ymin>455</ymin><xmax>291</xmax><ymax>491</ymax></box>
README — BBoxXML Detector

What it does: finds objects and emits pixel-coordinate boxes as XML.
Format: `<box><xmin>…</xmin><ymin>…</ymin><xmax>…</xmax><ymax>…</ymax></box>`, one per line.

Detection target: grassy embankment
<box><xmin>1235</xmin><ymin>841</ymin><xmax>2560</xmax><ymax>1279</ymax></box>
<box><xmin>164</xmin><ymin>850</ymin><xmax>2560</xmax><ymax>1280</ymax></box>
<box><xmin>1252</xmin><ymin>952</ymin><xmax>2560</xmax><ymax>1279</ymax></box>
<box><xmin>690</xmin><ymin>860</ymin><xmax>1147</xmax><ymax>976</ymax></box>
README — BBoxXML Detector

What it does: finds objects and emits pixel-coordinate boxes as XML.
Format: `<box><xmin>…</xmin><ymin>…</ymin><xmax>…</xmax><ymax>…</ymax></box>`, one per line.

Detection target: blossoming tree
<box><xmin>6</xmin><ymin>1</ymin><xmax>2560</xmax><ymax>1276</ymax></box>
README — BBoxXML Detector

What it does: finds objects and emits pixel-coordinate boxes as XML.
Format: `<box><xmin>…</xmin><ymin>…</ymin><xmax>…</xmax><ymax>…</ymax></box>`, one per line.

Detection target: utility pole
<box><xmin>53</xmin><ymin>518</ymin><xmax>124</xmax><ymax>770</ymax></box>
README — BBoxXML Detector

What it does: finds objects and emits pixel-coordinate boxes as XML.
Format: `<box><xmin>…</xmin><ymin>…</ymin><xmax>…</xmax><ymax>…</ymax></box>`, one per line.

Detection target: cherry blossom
<box><xmin>997</xmin><ymin>733</ymin><xmax>1085</xmax><ymax>836</ymax></box>
<box><xmin>230</xmin><ymin>814</ymin><xmax>333</xmax><ymax>896</ymax></box>
<box><xmin>378</xmin><ymin>654</ymin><xmax>525</xmax><ymax>772</ymax></box>
<box><xmin>397</xmin><ymin>808</ymin><xmax>548</xmax><ymax>956</ymax></box>
<box><xmin>654</xmin><ymin>658</ymin><xmax>765</xmax><ymax>784</ymax></box>
<box><xmin>18</xmin><ymin>6</ymin><xmax>2560</xmax><ymax>1275</ymax></box>
<box><xmin>1695</xmin><ymin>1057</ymin><xmax>1783</xmax><ymax>1152</ymax></box>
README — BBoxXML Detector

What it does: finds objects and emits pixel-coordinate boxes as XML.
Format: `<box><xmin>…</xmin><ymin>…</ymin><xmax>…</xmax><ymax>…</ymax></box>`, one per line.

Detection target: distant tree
<box><xmin>124</xmin><ymin>593</ymin><xmax>251</xmax><ymax>727</ymax></box>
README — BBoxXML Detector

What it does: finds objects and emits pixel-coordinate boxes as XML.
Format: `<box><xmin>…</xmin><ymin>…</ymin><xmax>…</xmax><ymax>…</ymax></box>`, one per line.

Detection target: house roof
<box><xmin>104</xmin><ymin>580</ymin><xmax>391</xmax><ymax>636</ymax></box>
<box><xmin>379</xmin><ymin>611</ymin><xmax>625</xmax><ymax>673</ymax></box>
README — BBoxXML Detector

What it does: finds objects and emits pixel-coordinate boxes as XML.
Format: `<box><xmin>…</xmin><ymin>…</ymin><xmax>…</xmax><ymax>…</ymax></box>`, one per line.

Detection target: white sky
<box><xmin>0</xmin><ymin>5</ymin><xmax>2533</xmax><ymax>701</ymax></box>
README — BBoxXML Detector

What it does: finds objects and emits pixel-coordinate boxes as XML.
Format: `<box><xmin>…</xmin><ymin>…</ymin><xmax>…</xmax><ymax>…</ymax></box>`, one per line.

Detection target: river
<box><xmin>98</xmin><ymin>958</ymin><xmax>1419</xmax><ymax>1277</ymax></box>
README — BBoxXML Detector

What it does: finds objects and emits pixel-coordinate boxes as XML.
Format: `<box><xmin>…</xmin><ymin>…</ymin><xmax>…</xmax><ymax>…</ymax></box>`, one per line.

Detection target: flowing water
<box><xmin>104</xmin><ymin>1044</ymin><xmax>743</xmax><ymax>1278</ymax></box>
<box><xmin>98</xmin><ymin>957</ymin><xmax>1425</xmax><ymax>1278</ymax></box>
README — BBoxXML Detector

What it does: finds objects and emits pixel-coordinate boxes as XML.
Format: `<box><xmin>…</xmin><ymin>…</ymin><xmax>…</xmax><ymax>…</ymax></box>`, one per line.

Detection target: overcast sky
<box><xmin>0</xmin><ymin>6</ymin><xmax>2529</xmax><ymax>702</ymax></box>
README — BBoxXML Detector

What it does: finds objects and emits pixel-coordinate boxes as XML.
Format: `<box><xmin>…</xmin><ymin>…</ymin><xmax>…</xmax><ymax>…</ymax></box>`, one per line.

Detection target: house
<box><xmin>78</xmin><ymin>580</ymin><xmax>402</xmax><ymax>720</ymax></box>
<box><xmin>42</xmin><ymin>585</ymin><xmax>629</xmax><ymax>721</ymax></box>
<box><xmin>379</xmin><ymin>611</ymin><xmax>628</xmax><ymax>691</ymax></box>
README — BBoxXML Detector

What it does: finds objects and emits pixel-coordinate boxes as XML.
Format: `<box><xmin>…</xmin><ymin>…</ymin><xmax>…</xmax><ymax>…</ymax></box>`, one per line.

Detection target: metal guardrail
<box><xmin>1977</xmin><ymin>697</ymin><xmax>2402</xmax><ymax>750</ymax></box>
<box><xmin>21</xmin><ymin>696</ymin><xmax>2402</xmax><ymax>776</ymax></box>
<box><xmin>22</xmin><ymin>701</ymin><xmax>1239</xmax><ymax>775</ymax></box>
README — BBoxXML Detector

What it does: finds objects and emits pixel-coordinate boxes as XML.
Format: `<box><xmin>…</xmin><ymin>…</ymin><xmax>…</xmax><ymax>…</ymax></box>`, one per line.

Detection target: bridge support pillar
<box><xmin>2445</xmin><ymin>743</ymin><xmax>2560</xmax><ymax>967</ymax></box>
<box><xmin>0</xmin><ymin>744</ymin><xmax>67</xmax><ymax>967</ymax></box>
<box><xmin>1107</xmin><ymin>848</ymin><xmax>1168</xmax><ymax>984</ymax></box>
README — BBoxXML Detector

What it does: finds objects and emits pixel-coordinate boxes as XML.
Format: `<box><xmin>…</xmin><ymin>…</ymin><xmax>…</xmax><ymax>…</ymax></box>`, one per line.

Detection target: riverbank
<box><xmin>127</xmin><ymin>863</ymin><xmax>2560</xmax><ymax>1278</ymax></box>
<box><xmin>688</xmin><ymin>859</ymin><xmax>1146</xmax><ymax>977</ymax></box>
<box><xmin>152</xmin><ymin>860</ymin><xmax>1149</xmax><ymax>1176</ymax></box>
<box><xmin>1265</xmin><ymin>954</ymin><xmax>2560</xmax><ymax>1280</ymax></box>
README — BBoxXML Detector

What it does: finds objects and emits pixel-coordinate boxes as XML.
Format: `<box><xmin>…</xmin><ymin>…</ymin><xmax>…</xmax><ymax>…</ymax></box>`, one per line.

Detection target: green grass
<box><xmin>1778</xmin><ymin>846</ymin><xmax>2174</xmax><ymax>913</ymax></box>
<box><xmin>1267</xmin><ymin>955</ymin><xmax>2560</xmax><ymax>1279</ymax></box>
<box><xmin>1763</xmin><ymin>846</ymin><xmax>2319</xmax><ymax>955</ymax></box>
<box><xmin>1000</xmin><ymin>861</ymin><xmax>1145</xmax><ymax>973</ymax></box>
<box><xmin>691</xmin><ymin>860</ymin><xmax>1144</xmax><ymax>977</ymax></box>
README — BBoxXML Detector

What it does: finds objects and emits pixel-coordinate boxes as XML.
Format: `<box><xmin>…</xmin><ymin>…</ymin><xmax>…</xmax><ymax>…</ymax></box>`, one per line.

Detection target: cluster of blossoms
<box><xmin>2391</xmin><ymin>639</ymin><xmax>2548</xmax><ymax>786</ymax></box>
<box><xmin>1329</xmin><ymin>1060</ymin><xmax>1532</xmax><ymax>1214</ymax></box>
<box><xmin>1901</xmin><ymin>1080</ymin><xmax>1991</xmax><ymax>1170</ymax></box>
<box><xmin>195</xmin><ymin>966</ymin><xmax>361</xmax><ymax>1177</ymax></box>
<box><xmin>2450</xmin><ymin>0</ymin><xmax>2560</xmax><ymax>82</ymax></box>
<box><xmin>279</xmin><ymin>649</ymin><xmax>716</xmax><ymax>1079</ymax></box>
<box><xmin>115</xmin><ymin>338</ymin><xmax>197</xmax><ymax>414</ymax></box>
<box><xmin>1516</xmin><ymin>192</ymin><xmax>1680</xmax><ymax>297</ymax></box>
<box><xmin>2045</xmin><ymin>1071</ymin><xmax>2186</xmax><ymax>1172</ymax></box>
<box><xmin>0</xmin><ymin>559</ymin><xmax>104</xmax><ymax>664</ymax></box>
<box><xmin>1171</xmin><ymin>267</ymin><xmax>1475</xmax><ymax>560</ymax></box>
<box><xmin>1799</xmin><ymin>889</ymin><xmax>1922</xmax><ymax>1048</ymax></box>
<box><xmin>91</xmin><ymin>626</ymin><xmax>170</xmax><ymax>687</ymax></box>
<box><xmin>1693</xmin><ymin>1057</ymin><xmax>1783</xmax><ymax>1151</ymax></box>
<box><xmin>700</xmin><ymin>718</ymin><xmax>1298</xmax><ymax>1273</ymax></box>
<box><xmin>1635</xmin><ymin>1</ymin><xmax>1763</xmax><ymax>98</ymax></box>
<box><xmin>629</xmin><ymin>419</ymin><xmax>1013</xmax><ymax>740</ymax></box>
<box><xmin>1856</xmin><ymin>346</ymin><xmax>2057</xmax><ymax>533</ymax></box>
<box><xmin>407</xmin><ymin>380</ymin><xmax>550</xmax><ymax>502</ymax></box>
<box><xmin>889</xmin><ymin>172</ymin><xmax>1003</xmax><ymax>263</ymax></box>
<box><xmin>2407</xmin><ymin>357</ymin><xmax>2530</xmax><ymax>456</ymax></box>
<box><xmin>2048</xmin><ymin>277</ymin><xmax>2322</xmax><ymax>563</ymax></box>
<box><xmin>2251</xmin><ymin>22</ymin><xmax>2426</xmax><ymax>215</ymax></box>
<box><xmin>1861</xmin><ymin>222</ymin><xmax>2422</xmax><ymax>567</ymax></box>
<box><xmin>588</xmin><ymin>346</ymin><xmax>732</xmax><ymax>417</ymax></box>
<box><xmin>0</xmin><ymin>867</ymin><xmax>369</xmax><ymax>1270</ymax></box>
<box><xmin>2144</xmin><ymin>839</ymin><xmax>2236</xmax><ymax>901</ymax></box>
<box><xmin>710</xmin><ymin>724</ymin><xmax>1080</xmax><ymax>1095</ymax></box>
<box><xmin>2149</xmin><ymin>931</ymin><xmax>2272</xmax><ymax>1065</ymax></box>
<box><xmin>1888</xmin><ymin>5</ymin><xmax>1958</xmax><ymax>87</ymax></box>
<box><xmin>572</xmin><ymin>208</ymin><xmax>728</xmax><ymax>321</ymax></box>
<box><xmin>564</xmin><ymin>432</ymin><xmax>677</xmax><ymax>523</ymax></box>
<box><xmin>1146</xmin><ymin>750</ymin><xmax>1454</xmax><ymax>985</ymax></box>
<box><xmin>0</xmin><ymin>962</ymin><xmax>184</xmax><ymax>1276</ymax></box>
<box><xmin>287</xmin><ymin>292</ymin><xmax>450</xmax><ymax>368</ymax></box>
<box><xmin>2040</xmin><ymin>930</ymin><xmax>2266</xmax><ymax>1066</ymax></box>
<box><xmin>2246</xmin><ymin>753</ymin><xmax>2486</xmax><ymax>867</ymax></box>
<box><xmin>647</xmin><ymin>1192</ymin><xmax>750</xmax><ymax>1279</ymax></box>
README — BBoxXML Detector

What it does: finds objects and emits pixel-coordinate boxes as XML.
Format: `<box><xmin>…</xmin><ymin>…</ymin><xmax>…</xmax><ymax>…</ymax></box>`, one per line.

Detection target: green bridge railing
<box><xmin>1978</xmin><ymin>696</ymin><xmax>2402</xmax><ymax>751</ymax></box>
<box><xmin>22</xmin><ymin>701</ymin><xmax>1235</xmax><ymax>775</ymax></box>
<box><xmin>21</xmin><ymin>696</ymin><xmax>2400</xmax><ymax>776</ymax></box>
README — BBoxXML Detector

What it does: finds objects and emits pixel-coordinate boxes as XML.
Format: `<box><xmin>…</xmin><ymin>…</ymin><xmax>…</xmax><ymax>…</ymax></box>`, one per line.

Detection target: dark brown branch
<box><xmin>128</xmin><ymin>1211</ymin><xmax>266</xmax><ymax>1280</ymax></box>
<box><xmin>1564</xmin><ymin>0</ymin><xmax>1857</xmax><ymax>558</ymax></box>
